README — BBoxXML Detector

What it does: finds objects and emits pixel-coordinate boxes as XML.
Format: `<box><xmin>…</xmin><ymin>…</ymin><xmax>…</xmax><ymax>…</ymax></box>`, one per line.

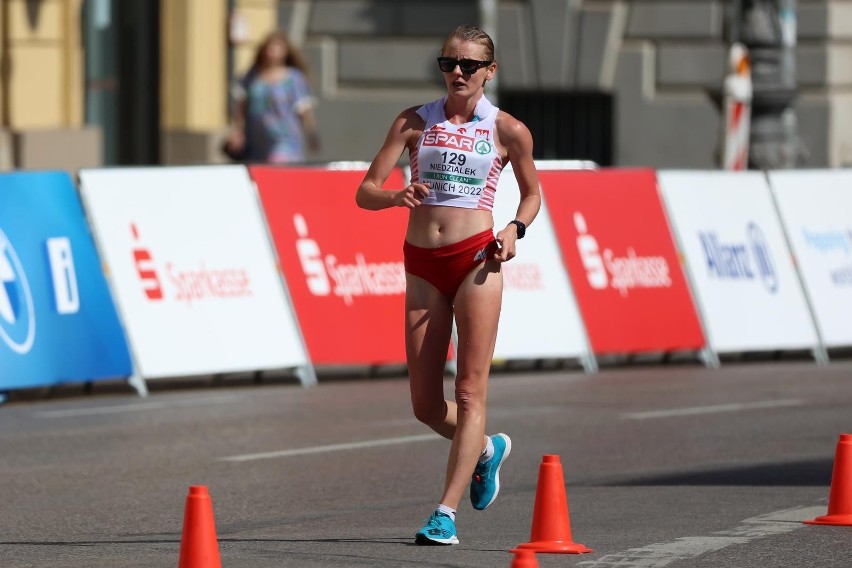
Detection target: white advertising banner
<box><xmin>658</xmin><ymin>171</ymin><xmax>819</xmax><ymax>354</ymax></box>
<box><xmin>490</xmin><ymin>163</ymin><xmax>593</xmax><ymax>367</ymax></box>
<box><xmin>768</xmin><ymin>169</ymin><xmax>852</xmax><ymax>347</ymax></box>
<box><xmin>78</xmin><ymin>166</ymin><xmax>313</xmax><ymax>381</ymax></box>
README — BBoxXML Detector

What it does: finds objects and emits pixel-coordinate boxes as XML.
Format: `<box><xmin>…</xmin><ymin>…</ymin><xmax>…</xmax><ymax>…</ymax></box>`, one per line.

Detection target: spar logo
<box><xmin>130</xmin><ymin>223</ymin><xmax>253</xmax><ymax>306</ymax></box>
<box><xmin>699</xmin><ymin>222</ymin><xmax>778</xmax><ymax>293</ymax></box>
<box><xmin>293</xmin><ymin>214</ymin><xmax>405</xmax><ymax>306</ymax></box>
<box><xmin>573</xmin><ymin>212</ymin><xmax>672</xmax><ymax>297</ymax></box>
<box><xmin>422</xmin><ymin>131</ymin><xmax>475</xmax><ymax>152</ymax></box>
<box><xmin>0</xmin><ymin>229</ymin><xmax>35</xmax><ymax>354</ymax></box>
<box><xmin>474</xmin><ymin>140</ymin><xmax>491</xmax><ymax>155</ymax></box>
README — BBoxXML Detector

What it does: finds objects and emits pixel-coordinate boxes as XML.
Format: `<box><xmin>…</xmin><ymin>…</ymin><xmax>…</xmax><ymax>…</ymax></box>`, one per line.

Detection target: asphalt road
<box><xmin>1</xmin><ymin>359</ymin><xmax>851</xmax><ymax>567</ymax></box>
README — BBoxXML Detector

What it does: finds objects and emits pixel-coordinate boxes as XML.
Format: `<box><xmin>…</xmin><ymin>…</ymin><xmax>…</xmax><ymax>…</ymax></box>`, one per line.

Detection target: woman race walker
<box><xmin>355</xmin><ymin>25</ymin><xmax>541</xmax><ymax>545</ymax></box>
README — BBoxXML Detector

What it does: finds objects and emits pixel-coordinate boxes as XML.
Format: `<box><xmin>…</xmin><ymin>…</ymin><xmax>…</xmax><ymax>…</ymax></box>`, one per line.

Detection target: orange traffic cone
<box><xmin>509</xmin><ymin>548</ymin><xmax>540</xmax><ymax>567</ymax></box>
<box><xmin>515</xmin><ymin>455</ymin><xmax>592</xmax><ymax>554</ymax></box>
<box><xmin>804</xmin><ymin>433</ymin><xmax>852</xmax><ymax>526</ymax></box>
<box><xmin>178</xmin><ymin>486</ymin><xmax>222</xmax><ymax>568</ymax></box>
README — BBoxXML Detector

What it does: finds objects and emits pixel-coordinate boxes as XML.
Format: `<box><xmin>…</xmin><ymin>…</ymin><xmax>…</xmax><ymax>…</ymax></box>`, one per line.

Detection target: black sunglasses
<box><xmin>437</xmin><ymin>57</ymin><xmax>492</xmax><ymax>74</ymax></box>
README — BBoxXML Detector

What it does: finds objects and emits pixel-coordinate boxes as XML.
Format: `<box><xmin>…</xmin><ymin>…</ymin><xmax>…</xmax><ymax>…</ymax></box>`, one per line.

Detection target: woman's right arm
<box><xmin>356</xmin><ymin>108</ymin><xmax>430</xmax><ymax>211</ymax></box>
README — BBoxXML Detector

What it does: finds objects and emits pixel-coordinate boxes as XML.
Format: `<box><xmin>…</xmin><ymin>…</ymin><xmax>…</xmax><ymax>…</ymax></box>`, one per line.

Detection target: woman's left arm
<box><xmin>494</xmin><ymin>113</ymin><xmax>542</xmax><ymax>262</ymax></box>
<box><xmin>292</xmin><ymin>69</ymin><xmax>321</xmax><ymax>152</ymax></box>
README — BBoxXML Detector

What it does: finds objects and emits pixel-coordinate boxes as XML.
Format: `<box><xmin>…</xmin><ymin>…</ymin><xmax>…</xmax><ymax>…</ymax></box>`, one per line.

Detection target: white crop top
<box><xmin>411</xmin><ymin>95</ymin><xmax>503</xmax><ymax>211</ymax></box>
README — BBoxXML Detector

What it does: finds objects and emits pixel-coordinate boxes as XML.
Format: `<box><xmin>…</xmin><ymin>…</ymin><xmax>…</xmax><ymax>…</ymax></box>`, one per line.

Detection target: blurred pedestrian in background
<box><xmin>224</xmin><ymin>30</ymin><xmax>320</xmax><ymax>164</ymax></box>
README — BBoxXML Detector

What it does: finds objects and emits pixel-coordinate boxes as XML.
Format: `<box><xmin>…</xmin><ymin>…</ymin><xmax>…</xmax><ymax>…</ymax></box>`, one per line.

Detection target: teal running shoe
<box><xmin>470</xmin><ymin>433</ymin><xmax>512</xmax><ymax>510</ymax></box>
<box><xmin>414</xmin><ymin>511</ymin><xmax>459</xmax><ymax>545</ymax></box>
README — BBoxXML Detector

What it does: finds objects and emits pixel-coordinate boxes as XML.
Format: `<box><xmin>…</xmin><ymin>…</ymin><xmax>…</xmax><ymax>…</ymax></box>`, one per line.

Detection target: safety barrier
<box><xmin>490</xmin><ymin>163</ymin><xmax>595</xmax><ymax>371</ymax></box>
<box><xmin>0</xmin><ymin>171</ymin><xmax>134</xmax><ymax>393</ymax></box>
<box><xmin>77</xmin><ymin>166</ymin><xmax>315</xmax><ymax>390</ymax></box>
<box><xmin>542</xmin><ymin>168</ymin><xmax>706</xmax><ymax>358</ymax></box>
<box><xmin>658</xmin><ymin>171</ymin><xmax>823</xmax><ymax>363</ymax></box>
<box><xmin>1</xmin><ymin>164</ymin><xmax>850</xmax><ymax>396</ymax></box>
<box><xmin>251</xmin><ymin>165</ymin><xmax>409</xmax><ymax>366</ymax></box>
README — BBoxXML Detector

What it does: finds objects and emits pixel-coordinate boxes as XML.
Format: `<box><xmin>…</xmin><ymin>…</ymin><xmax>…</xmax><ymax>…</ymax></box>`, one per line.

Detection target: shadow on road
<box><xmin>600</xmin><ymin>458</ymin><xmax>834</xmax><ymax>487</ymax></box>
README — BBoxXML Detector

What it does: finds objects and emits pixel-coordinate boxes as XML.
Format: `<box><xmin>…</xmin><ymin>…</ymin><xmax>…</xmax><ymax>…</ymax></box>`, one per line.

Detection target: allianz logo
<box><xmin>1</xmin><ymin>228</ymin><xmax>79</xmax><ymax>355</ymax></box>
<box><xmin>699</xmin><ymin>222</ymin><xmax>778</xmax><ymax>293</ymax></box>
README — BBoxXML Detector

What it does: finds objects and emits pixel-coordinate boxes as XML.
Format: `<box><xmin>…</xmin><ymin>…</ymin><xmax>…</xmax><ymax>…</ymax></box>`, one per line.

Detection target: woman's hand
<box><xmin>493</xmin><ymin>224</ymin><xmax>519</xmax><ymax>262</ymax></box>
<box><xmin>307</xmin><ymin>132</ymin><xmax>321</xmax><ymax>153</ymax></box>
<box><xmin>392</xmin><ymin>182</ymin><xmax>431</xmax><ymax>209</ymax></box>
<box><xmin>225</xmin><ymin>128</ymin><xmax>245</xmax><ymax>152</ymax></box>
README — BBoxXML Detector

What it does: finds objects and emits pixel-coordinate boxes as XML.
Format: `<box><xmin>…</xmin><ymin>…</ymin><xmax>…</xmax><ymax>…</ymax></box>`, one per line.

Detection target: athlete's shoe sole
<box><xmin>414</xmin><ymin>532</ymin><xmax>459</xmax><ymax>545</ymax></box>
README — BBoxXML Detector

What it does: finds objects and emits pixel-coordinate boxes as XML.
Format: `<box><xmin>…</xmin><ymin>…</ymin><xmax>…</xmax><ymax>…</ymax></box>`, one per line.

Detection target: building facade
<box><xmin>1</xmin><ymin>0</ymin><xmax>850</xmax><ymax>172</ymax></box>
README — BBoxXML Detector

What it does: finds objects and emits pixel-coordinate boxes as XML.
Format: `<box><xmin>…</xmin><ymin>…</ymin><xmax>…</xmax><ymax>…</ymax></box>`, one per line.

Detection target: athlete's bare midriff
<box><xmin>405</xmin><ymin>205</ymin><xmax>494</xmax><ymax>248</ymax></box>
<box><xmin>405</xmin><ymin>96</ymin><xmax>505</xmax><ymax>248</ymax></box>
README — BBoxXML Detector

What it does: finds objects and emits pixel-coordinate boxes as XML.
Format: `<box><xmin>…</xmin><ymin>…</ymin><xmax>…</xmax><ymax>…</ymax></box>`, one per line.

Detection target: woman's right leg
<box><xmin>407</xmin><ymin>273</ymin><xmax>466</xmax><ymax>545</ymax></box>
<box><xmin>405</xmin><ymin>273</ymin><xmax>456</xmax><ymax>441</ymax></box>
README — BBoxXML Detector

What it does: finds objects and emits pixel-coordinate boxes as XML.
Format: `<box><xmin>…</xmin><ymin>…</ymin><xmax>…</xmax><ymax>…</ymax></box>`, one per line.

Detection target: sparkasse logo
<box><xmin>293</xmin><ymin>214</ymin><xmax>405</xmax><ymax>306</ymax></box>
<box><xmin>573</xmin><ymin>212</ymin><xmax>673</xmax><ymax>297</ymax></box>
<box><xmin>129</xmin><ymin>222</ymin><xmax>253</xmax><ymax>306</ymax></box>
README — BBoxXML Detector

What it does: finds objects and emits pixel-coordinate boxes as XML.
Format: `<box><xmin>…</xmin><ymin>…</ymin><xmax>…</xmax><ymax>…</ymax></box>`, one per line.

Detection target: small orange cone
<box><xmin>178</xmin><ymin>486</ymin><xmax>222</xmax><ymax>568</ymax></box>
<box><xmin>804</xmin><ymin>433</ymin><xmax>852</xmax><ymax>526</ymax></box>
<box><xmin>515</xmin><ymin>455</ymin><xmax>592</xmax><ymax>554</ymax></box>
<box><xmin>509</xmin><ymin>548</ymin><xmax>540</xmax><ymax>567</ymax></box>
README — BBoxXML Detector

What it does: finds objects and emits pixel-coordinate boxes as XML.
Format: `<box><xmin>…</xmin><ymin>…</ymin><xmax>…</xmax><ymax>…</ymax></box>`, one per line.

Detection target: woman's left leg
<box><xmin>438</xmin><ymin>259</ymin><xmax>503</xmax><ymax>507</ymax></box>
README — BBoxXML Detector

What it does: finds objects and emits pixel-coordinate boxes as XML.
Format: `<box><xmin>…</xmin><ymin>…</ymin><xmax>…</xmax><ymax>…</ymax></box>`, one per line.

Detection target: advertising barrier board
<box><xmin>491</xmin><ymin>163</ymin><xmax>593</xmax><ymax>368</ymax></box>
<box><xmin>768</xmin><ymin>169</ymin><xmax>852</xmax><ymax>348</ymax></box>
<box><xmin>1</xmin><ymin>171</ymin><xmax>133</xmax><ymax>391</ymax></box>
<box><xmin>658</xmin><ymin>170</ymin><xmax>820</xmax><ymax>355</ymax></box>
<box><xmin>540</xmin><ymin>169</ymin><xmax>706</xmax><ymax>355</ymax></box>
<box><xmin>252</xmin><ymin>166</ymin><xmax>410</xmax><ymax>365</ymax></box>
<box><xmin>78</xmin><ymin>166</ymin><xmax>313</xmax><ymax>382</ymax></box>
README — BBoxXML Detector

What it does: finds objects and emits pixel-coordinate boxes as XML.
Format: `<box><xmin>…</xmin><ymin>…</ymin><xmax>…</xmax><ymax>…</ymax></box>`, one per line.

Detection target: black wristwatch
<box><xmin>509</xmin><ymin>219</ymin><xmax>526</xmax><ymax>239</ymax></box>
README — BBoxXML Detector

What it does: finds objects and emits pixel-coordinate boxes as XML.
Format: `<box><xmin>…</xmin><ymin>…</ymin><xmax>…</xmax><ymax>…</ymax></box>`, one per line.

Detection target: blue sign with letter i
<box><xmin>0</xmin><ymin>171</ymin><xmax>132</xmax><ymax>391</ymax></box>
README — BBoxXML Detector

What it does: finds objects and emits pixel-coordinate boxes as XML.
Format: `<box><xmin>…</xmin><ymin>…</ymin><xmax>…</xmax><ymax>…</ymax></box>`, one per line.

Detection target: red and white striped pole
<box><xmin>721</xmin><ymin>42</ymin><xmax>752</xmax><ymax>170</ymax></box>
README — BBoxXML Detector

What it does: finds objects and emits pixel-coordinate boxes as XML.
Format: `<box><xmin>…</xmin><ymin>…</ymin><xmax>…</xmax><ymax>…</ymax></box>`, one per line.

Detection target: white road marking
<box><xmin>623</xmin><ymin>399</ymin><xmax>804</xmax><ymax>420</ymax></box>
<box><xmin>577</xmin><ymin>505</ymin><xmax>825</xmax><ymax>567</ymax></box>
<box><xmin>219</xmin><ymin>433</ymin><xmax>443</xmax><ymax>462</ymax></box>
<box><xmin>34</xmin><ymin>395</ymin><xmax>244</xmax><ymax>418</ymax></box>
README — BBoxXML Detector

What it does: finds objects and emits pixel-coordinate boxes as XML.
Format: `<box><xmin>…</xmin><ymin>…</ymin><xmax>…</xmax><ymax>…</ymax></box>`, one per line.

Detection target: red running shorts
<box><xmin>403</xmin><ymin>229</ymin><xmax>498</xmax><ymax>297</ymax></box>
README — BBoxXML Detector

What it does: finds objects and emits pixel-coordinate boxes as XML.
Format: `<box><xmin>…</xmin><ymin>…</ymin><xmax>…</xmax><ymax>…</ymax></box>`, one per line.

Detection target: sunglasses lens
<box><xmin>437</xmin><ymin>58</ymin><xmax>455</xmax><ymax>72</ymax></box>
<box><xmin>459</xmin><ymin>60</ymin><xmax>478</xmax><ymax>73</ymax></box>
